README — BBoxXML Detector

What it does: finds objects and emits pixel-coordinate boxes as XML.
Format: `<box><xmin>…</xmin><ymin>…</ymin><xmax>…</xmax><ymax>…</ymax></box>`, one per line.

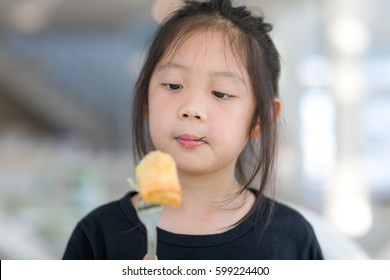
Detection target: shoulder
<box><xmin>248</xmin><ymin>191</ymin><xmax>315</xmax><ymax>235</ymax></box>
<box><xmin>259</xmin><ymin>198</ymin><xmax>324</xmax><ymax>259</ymax></box>
<box><xmin>273</xmin><ymin>200</ymin><xmax>309</xmax><ymax>224</ymax></box>
<box><xmin>63</xmin><ymin>192</ymin><xmax>139</xmax><ymax>259</ymax></box>
<box><xmin>77</xmin><ymin>192</ymin><xmax>136</xmax><ymax>230</ymax></box>
<box><xmin>269</xmin><ymin>199</ymin><xmax>315</xmax><ymax>235</ymax></box>
<box><xmin>83</xmin><ymin>198</ymin><xmax>122</xmax><ymax>221</ymax></box>
<box><xmin>64</xmin><ymin>192</ymin><xmax>139</xmax><ymax>245</ymax></box>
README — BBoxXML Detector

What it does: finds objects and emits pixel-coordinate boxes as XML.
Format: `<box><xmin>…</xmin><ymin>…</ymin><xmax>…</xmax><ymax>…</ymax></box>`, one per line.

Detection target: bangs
<box><xmin>156</xmin><ymin>14</ymin><xmax>248</xmax><ymax>74</ymax></box>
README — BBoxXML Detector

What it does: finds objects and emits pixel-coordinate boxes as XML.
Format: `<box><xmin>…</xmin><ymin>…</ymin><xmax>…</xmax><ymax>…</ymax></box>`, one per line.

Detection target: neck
<box><xmin>176</xmin><ymin>166</ymin><xmax>244</xmax><ymax>211</ymax></box>
<box><xmin>156</xmin><ymin>165</ymin><xmax>255</xmax><ymax>234</ymax></box>
<box><xmin>158</xmin><ymin>169</ymin><xmax>254</xmax><ymax>234</ymax></box>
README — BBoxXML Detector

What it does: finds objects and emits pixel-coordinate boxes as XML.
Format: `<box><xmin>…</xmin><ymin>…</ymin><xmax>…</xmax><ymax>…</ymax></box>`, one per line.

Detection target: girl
<box><xmin>63</xmin><ymin>0</ymin><xmax>323</xmax><ymax>259</ymax></box>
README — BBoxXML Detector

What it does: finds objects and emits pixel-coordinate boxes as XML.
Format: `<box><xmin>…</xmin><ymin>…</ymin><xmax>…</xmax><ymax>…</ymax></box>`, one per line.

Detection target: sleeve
<box><xmin>308</xmin><ymin>234</ymin><xmax>324</xmax><ymax>260</ymax></box>
<box><xmin>62</xmin><ymin>223</ymin><xmax>95</xmax><ymax>260</ymax></box>
<box><xmin>304</xmin><ymin>224</ymin><xmax>325</xmax><ymax>260</ymax></box>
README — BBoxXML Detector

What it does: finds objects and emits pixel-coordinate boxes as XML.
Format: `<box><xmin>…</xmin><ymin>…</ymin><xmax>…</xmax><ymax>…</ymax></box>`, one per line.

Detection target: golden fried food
<box><xmin>135</xmin><ymin>151</ymin><xmax>181</xmax><ymax>207</ymax></box>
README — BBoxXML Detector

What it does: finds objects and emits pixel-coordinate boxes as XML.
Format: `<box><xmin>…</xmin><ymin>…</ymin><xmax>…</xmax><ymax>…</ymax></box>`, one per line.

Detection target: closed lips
<box><xmin>175</xmin><ymin>134</ymin><xmax>207</xmax><ymax>147</ymax></box>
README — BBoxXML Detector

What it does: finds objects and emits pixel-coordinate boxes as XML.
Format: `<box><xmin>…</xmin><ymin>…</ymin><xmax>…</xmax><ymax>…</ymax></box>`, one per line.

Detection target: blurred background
<box><xmin>0</xmin><ymin>0</ymin><xmax>389</xmax><ymax>259</ymax></box>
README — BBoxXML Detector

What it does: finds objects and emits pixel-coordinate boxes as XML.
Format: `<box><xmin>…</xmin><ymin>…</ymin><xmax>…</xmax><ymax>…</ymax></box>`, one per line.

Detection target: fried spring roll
<box><xmin>136</xmin><ymin>151</ymin><xmax>181</xmax><ymax>207</ymax></box>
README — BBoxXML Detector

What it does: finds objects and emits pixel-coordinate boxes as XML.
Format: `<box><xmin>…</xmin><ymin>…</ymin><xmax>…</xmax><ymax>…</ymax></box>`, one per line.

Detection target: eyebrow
<box><xmin>211</xmin><ymin>71</ymin><xmax>246</xmax><ymax>86</ymax></box>
<box><xmin>156</xmin><ymin>62</ymin><xmax>247</xmax><ymax>87</ymax></box>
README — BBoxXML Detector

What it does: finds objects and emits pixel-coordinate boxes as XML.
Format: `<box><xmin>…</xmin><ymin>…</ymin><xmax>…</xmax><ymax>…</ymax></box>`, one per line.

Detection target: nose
<box><xmin>179</xmin><ymin>106</ymin><xmax>205</xmax><ymax>121</ymax></box>
<box><xmin>177</xmin><ymin>93</ymin><xmax>206</xmax><ymax>121</ymax></box>
<box><xmin>180</xmin><ymin>110</ymin><xmax>202</xmax><ymax>120</ymax></box>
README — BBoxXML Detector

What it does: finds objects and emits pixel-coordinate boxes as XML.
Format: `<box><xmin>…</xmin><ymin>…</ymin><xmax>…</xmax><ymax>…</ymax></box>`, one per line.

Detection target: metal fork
<box><xmin>137</xmin><ymin>198</ymin><xmax>163</xmax><ymax>260</ymax></box>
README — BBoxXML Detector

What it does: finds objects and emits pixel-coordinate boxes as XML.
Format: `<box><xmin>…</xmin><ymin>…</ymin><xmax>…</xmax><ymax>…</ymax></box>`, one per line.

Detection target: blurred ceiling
<box><xmin>0</xmin><ymin>0</ymin><xmax>388</xmax><ymax>50</ymax></box>
<box><xmin>0</xmin><ymin>0</ymin><xmax>299</xmax><ymax>32</ymax></box>
<box><xmin>0</xmin><ymin>0</ymin><xmax>154</xmax><ymax>32</ymax></box>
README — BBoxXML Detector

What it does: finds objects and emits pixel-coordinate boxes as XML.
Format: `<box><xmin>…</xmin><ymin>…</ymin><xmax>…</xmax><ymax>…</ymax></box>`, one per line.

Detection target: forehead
<box><xmin>157</xmin><ymin>29</ymin><xmax>247</xmax><ymax>74</ymax></box>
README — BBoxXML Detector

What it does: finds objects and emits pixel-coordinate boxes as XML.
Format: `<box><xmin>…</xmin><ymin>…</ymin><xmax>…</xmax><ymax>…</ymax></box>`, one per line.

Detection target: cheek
<box><xmin>148</xmin><ymin>99</ymin><xmax>172</xmax><ymax>141</ymax></box>
<box><xmin>209</xmin><ymin>110</ymin><xmax>250</xmax><ymax>145</ymax></box>
<box><xmin>148</xmin><ymin>105</ymin><xmax>163</xmax><ymax>132</ymax></box>
<box><xmin>230</xmin><ymin>107</ymin><xmax>254</xmax><ymax>143</ymax></box>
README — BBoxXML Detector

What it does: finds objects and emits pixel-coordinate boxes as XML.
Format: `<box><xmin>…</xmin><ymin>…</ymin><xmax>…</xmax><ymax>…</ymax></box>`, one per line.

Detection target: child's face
<box><xmin>148</xmin><ymin>30</ymin><xmax>257</xmax><ymax>177</ymax></box>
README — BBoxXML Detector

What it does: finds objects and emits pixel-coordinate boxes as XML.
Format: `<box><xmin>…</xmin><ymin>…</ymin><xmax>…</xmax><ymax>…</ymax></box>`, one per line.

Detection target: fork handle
<box><xmin>145</xmin><ymin>223</ymin><xmax>158</xmax><ymax>260</ymax></box>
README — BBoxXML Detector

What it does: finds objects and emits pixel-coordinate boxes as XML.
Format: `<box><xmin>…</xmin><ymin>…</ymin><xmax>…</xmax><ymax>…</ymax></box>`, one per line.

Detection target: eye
<box><xmin>212</xmin><ymin>90</ymin><xmax>232</xmax><ymax>99</ymax></box>
<box><xmin>162</xmin><ymin>83</ymin><xmax>183</xmax><ymax>90</ymax></box>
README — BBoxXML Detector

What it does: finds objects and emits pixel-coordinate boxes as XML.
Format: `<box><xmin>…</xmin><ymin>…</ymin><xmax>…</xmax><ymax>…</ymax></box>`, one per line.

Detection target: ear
<box><xmin>274</xmin><ymin>98</ymin><xmax>282</xmax><ymax>121</ymax></box>
<box><xmin>250</xmin><ymin>118</ymin><xmax>261</xmax><ymax>139</ymax></box>
<box><xmin>250</xmin><ymin>98</ymin><xmax>282</xmax><ymax>140</ymax></box>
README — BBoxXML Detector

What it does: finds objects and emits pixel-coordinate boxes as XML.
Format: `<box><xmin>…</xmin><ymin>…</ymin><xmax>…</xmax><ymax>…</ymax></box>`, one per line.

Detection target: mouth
<box><xmin>175</xmin><ymin>134</ymin><xmax>207</xmax><ymax>148</ymax></box>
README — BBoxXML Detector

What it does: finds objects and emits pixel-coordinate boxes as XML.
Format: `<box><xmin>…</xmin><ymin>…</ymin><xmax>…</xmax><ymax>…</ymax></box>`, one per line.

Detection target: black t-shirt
<box><xmin>63</xmin><ymin>192</ymin><xmax>323</xmax><ymax>260</ymax></box>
